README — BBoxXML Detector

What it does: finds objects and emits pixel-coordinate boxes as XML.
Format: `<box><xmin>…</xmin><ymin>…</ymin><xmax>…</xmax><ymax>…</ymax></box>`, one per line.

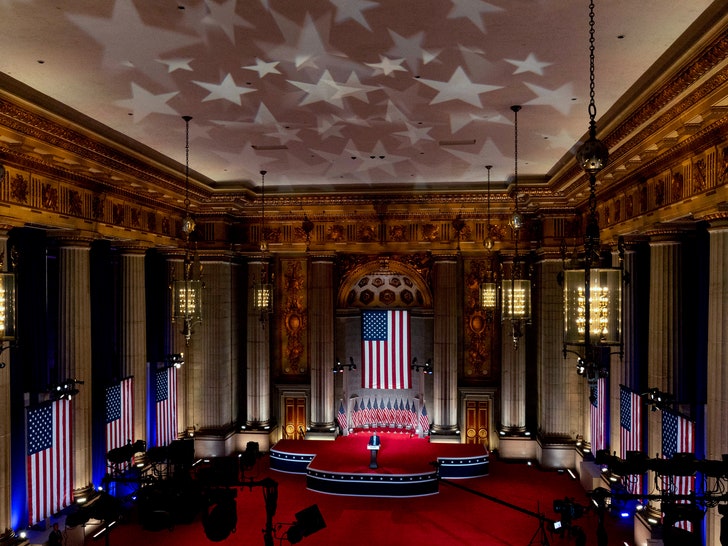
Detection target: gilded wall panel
<box><xmin>278</xmin><ymin>258</ymin><xmax>307</xmax><ymax>376</ymax></box>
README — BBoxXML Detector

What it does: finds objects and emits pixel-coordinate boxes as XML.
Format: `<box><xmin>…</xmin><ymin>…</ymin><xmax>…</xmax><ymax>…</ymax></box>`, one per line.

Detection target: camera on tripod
<box><xmin>552</xmin><ymin>497</ymin><xmax>585</xmax><ymax>531</ymax></box>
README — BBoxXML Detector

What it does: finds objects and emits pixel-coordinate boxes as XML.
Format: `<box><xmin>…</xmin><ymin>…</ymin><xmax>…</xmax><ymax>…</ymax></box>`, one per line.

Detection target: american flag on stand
<box><xmin>361</xmin><ymin>309</ymin><xmax>411</xmax><ymax>389</ymax></box>
<box><xmin>365</xmin><ymin>398</ymin><xmax>373</xmax><ymax>425</ymax></box>
<box><xmin>337</xmin><ymin>401</ymin><xmax>347</xmax><ymax>431</ymax></box>
<box><xmin>590</xmin><ymin>377</ymin><xmax>606</xmax><ymax>454</ymax></box>
<box><xmin>662</xmin><ymin>408</ymin><xmax>696</xmax><ymax>532</ymax></box>
<box><xmin>155</xmin><ymin>367</ymin><xmax>178</xmax><ymax>447</ymax></box>
<box><xmin>619</xmin><ymin>385</ymin><xmax>643</xmax><ymax>495</ymax></box>
<box><xmin>419</xmin><ymin>403</ymin><xmax>429</xmax><ymax>435</ymax></box>
<box><xmin>376</xmin><ymin>398</ymin><xmax>385</xmax><ymax>425</ymax></box>
<box><xmin>393</xmin><ymin>399</ymin><xmax>401</xmax><ymax>426</ymax></box>
<box><xmin>27</xmin><ymin>399</ymin><xmax>73</xmax><ymax>526</ymax></box>
<box><xmin>386</xmin><ymin>398</ymin><xmax>394</xmax><ymax>426</ymax></box>
<box><xmin>106</xmin><ymin>377</ymin><xmax>134</xmax><ymax>469</ymax></box>
<box><xmin>352</xmin><ymin>399</ymin><xmax>361</xmax><ymax>428</ymax></box>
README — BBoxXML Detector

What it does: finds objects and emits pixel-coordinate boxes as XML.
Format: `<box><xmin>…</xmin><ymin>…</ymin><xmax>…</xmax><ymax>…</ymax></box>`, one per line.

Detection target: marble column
<box><xmin>499</xmin><ymin>252</ymin><xmax>531</xmax><ymax>433</ymax></box>
<box><xmin>308</xmin><ymin>255</ymin><xmax>334</xmax><ymax>431</ymax></box>
<box><xmin>646</xmin><ymin>231</ymin><xmax>683</xmax><ymax>520</ymax></box>
<box><xmin>0</xmin><ymin>230</ymin><xmax>11</xmax><ymax>531</ymax></box>
<box><xmin>705</xmin><ymin>219</ymin><xmax>728</xmax><ymax>546</ymax></box>
<box><xmin>194</xmin><ymin>254</ymin><xmax>235</xmax><ymax>430</ymax></box>
<box><xmin>56</xmin><ymin>235</ymin><xmax>94</xmax><ymax>498</ymax></box>
<box><xmin>246</xmin><ymin>258</ymin><xmax>270</xmax><ymax>427</ymax></box>
<box><xmin>432</xmin><ymin>254</ymin><xmax>459</xmax><ymax>432</ymax></box>
<box><xmin>534</xmin><ymin>257</ymin><xmax>580</xmax><ymax>441</ymax></box>
<box><xmin>118</xmin><ymin>245</ymin><xmax>148</xmax><ymax>444</ymax></box>
<box><xmin>166</xmin><ymin>252</ymin><xmax>193</xmax><ymax>435</ymax></box>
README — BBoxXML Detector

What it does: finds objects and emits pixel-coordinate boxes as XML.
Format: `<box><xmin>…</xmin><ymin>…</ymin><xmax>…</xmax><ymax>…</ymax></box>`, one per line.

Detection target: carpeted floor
<box><xmin>70</xmin><ymin>448</ymin><xmax>635</xmax><ymax>546</ymax></box>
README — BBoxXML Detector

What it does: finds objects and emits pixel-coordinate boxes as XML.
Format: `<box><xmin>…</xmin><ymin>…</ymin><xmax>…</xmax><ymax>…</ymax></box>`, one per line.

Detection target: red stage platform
<box><xmin>271</xmin><ymin>432</ymin><xmax>488</xmax><ymax>497</ymax></box>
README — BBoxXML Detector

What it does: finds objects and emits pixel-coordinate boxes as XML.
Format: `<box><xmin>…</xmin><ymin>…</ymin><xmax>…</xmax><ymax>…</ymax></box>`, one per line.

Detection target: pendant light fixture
<box><xmin>562</xmin><ymin>0</ymin><xmax>623</xmax><ymax>381</ymax></box>
<box><xmin>252</xmin><ymin>170</ymin><xmax>273</xmax><ymax>319</ymax></box>
<box><xmin>502</xmin><ymin>106</ymin><xmax>531</xmax><ymax>349</ymax></box>
<box><xmin>479</xmin><ymin>165</ymin><xmax>497</xmax><ymax>314</ymax></box>
<box><xmin>171</xmin><ymin>115</ymin><xmax>203</xmax><ymax>345</ymax></box>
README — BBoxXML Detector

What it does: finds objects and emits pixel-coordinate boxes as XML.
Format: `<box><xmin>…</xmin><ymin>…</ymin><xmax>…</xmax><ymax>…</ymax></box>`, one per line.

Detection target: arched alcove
<box><xmin>336</xmin><ymin>256</ymin><xmax>432</xmax><ymax>309</ymax></box>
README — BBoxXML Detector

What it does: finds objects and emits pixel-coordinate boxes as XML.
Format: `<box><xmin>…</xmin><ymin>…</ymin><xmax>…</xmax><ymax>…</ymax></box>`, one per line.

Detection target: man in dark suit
<box><xmin>368</xmin><ymin>433</ymin><xmax>381</xmax><ymax>469</ymax></box>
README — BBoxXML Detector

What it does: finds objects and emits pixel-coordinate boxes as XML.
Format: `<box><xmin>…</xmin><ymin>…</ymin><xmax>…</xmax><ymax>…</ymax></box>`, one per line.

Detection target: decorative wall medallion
<box><xmin>10</xmin><ymin>173</ymin><xmax>28</xmax><ymax>203</ymax></box>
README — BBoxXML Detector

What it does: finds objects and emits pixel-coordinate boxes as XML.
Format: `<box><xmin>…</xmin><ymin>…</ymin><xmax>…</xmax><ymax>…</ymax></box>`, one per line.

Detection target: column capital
<box><xmin>644</xmin><ymin>222</ymin><xmax>696</xmax><ymax>244</ymax></box>
<box><xmin>48</xmin><ymin>231</ymin><xmax>97</xmax><ymax>248</ymax></box>
<box><xmin>114</xmin><ymin>241</ymin><xmax>151</xmax><ymax>255</ymax></box>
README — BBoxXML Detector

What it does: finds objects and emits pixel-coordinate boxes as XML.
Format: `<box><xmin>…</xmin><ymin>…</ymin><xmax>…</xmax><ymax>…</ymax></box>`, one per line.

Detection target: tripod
<box><xmin>528</xmin><ymin>514</ymin><xmax>550</xmax><ymax>546</ymax></box>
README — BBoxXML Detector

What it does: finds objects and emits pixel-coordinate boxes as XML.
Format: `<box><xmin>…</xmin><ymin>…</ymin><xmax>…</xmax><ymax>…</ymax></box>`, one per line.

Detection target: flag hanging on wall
<box><xmin>156</xmin><ymin>367</ymin><xmax>178</xmax><ymax>447</ymax></box>
<box><xmin>661</xmin><ymin>408</ymin><xmax>696</xmax><ymax>531</ymax></box>
<box><xmin>26</xmin><ymin>399</ymin><xmax>73</xmax><ymax>526</ymax></box>
<box><xmin>590</xmin><ymin>377</ymin><xmax>606</xmax><ymax>453</ymax></box>
<box><xmin>361</xmin><ymin>309</ymin><xmax>411</xmax><ymax>389</ymax></box>
<box><xmin>619</xmin><ymin>385</ymin><xmax>643</xmax><ymax>495</ymax></box>
<box><xmin>106</xmin><ymin>377</ymin><xmax>134</xmax><ymax>468</ymax></box>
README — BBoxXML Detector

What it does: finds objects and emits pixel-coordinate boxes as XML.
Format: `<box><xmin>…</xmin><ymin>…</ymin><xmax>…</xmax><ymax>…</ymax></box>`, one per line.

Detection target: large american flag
<box><xmin>106</xmin><ymin>377</ymin><xmax>134</xmax><ymax>467</ymax></box>
<box><xmin>619</xmin><ymin>385</ymin><xmax>643</xmax><ymax>495</ymax></box>
<box><xmin>156</xmin><ymin>367</ymin><xmax>178</xmax><ymax>446</ymax></box>
<box><xmin>26</xmin><ymin>399</ymin><xmax>73</xmax><ymax>525</ymax></box>
<box><xmin>590</xmin><ymin>377</ymin><xmax>606</xmax><ymax>454</ymax></box>
<box><xmin>662</xmin><ymin>409</ymin><xmax>695</xmax><ymax>531</ymax></box>
<box><xmin>361</xmin><ymin>309</ymin><xmax>411</xmax><ymax>389</ymax></box>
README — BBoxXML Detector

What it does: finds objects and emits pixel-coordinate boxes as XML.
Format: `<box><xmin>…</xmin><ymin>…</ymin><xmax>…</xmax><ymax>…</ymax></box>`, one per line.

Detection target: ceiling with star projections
<box><xmin>0</xmin><ymin>0</ymin><xmax>717</xmax><ymax>193</ymax></box>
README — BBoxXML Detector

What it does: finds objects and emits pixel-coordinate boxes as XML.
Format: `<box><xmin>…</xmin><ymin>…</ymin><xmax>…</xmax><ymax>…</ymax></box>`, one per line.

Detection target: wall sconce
<box><xmin>333</xmin><ymin>357</ymin><xmax>356</xmax><ymax>373</ymax></box>
<box><xmin>411</xmin><ymin>357</ymin><xmax>433</xmax><ymax>375</ymax></box>
<box><xmin>0</xmin><ymin>247</ymin><xmax>18</xmax><ymax>369</ymax></box>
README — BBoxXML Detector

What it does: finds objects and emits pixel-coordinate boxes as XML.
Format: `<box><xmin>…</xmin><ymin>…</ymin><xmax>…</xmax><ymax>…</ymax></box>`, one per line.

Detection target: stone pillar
<box><xmin>533</xmin><ymin>256</ymin><xmax>578</xmax><ymax>441</ymax></box>
<box><xmin>56</xmin><ymin>235</ymin><xmax>94</xmax><ymax>498</ymax></box>
<box><xmin>0</xmin><ymin>230</ymin><xmax>11</xmax><ymax>531</ymax></box>
<box><xmin>118</xmin><ymin>245</ymin><xmax>148</xmax><ymax>444</ymax></box>
<box><xmin>195</xmin><ymin>254</ymin><xmax>235</xmax><ymax>430</ymax></box>
<box><xmin>308</xmin><ymin>255</ymin><xmax>334</xmax><ymax>431</ymax></box>
<box><xmin>246</xmin><ymin>258</ymin><xmax>270</xmax><ymax>427</ymax></box>
<box><xmin>166</xmin><ymin>252</ymin><xmax>193</xmax><ymax>435</ymax></box>
<box><xmin>705</xmin><ymin>219</ymin><xmax>728</xmax><ymax>546</ymax></box>
<box><xmin>646</xmin><ymin>231</ymin><xmax>683</xmax><ymax>520</ymax></box>
<box><xmin>432</xmin><ymin>254</ymin><xmax>459</xmax><ymax>432</ymax></box>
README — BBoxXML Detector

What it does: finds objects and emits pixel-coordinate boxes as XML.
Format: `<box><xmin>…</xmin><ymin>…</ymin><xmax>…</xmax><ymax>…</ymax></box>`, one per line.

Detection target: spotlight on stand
<box><xmin>332</xmin><ymin>357</ymin><xmax>356</xmax><ymax>373</ymax></box>
<box><xmin>411</xmin><ymin>357</ymin><xmax>433</xmax><ymax>375</ymax></box>
<box><xmin>286</xmin><ymin>504</ymin><xmax>326</xmax><ymax>544</ymax></box>
<box><xmin>165</xmin><ymin>353</ymin><xmax>185</xmax><ymax>369</ymax></box>
<box><xmin>50</xmin><ymin>378</ymin><xmax>84</xmax><ymax>400</ymax></box>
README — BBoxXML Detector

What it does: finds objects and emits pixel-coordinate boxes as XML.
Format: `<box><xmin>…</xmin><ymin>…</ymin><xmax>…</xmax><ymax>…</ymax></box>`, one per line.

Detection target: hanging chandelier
<box><xmin>479</xmin><ymin>165</ymin><xmax>498</xmax><ymax>314</ymax></box>
<box><xmin>502</xmin><ymin>105</ymin><xmax>531</xmax><ymax>348</ymax></box>
<box><xmin>562</xmin><ymin>0</ymin><xmax>624</xmax><ymax>380</ymax></box>
<box><xmin>252</xmin><ymin>170</ymin><xmax>273</xmax><ymax>318</ymax></box>
<box><xmin>171</xmin><ymin>115</ymin><xmax>202</xmax><ymax>345</ymax></box>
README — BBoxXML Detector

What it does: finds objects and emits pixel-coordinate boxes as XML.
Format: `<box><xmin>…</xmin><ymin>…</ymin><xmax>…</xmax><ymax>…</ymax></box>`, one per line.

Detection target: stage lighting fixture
<box><xmin>286</xmin><ymin>504</ymin><xmax>326</xmax><ymax>544</ymax></box>
<box><xmin>553</xmin><ymin>497</ymin><xmax>584</xmax><ymax>527</ymax></box>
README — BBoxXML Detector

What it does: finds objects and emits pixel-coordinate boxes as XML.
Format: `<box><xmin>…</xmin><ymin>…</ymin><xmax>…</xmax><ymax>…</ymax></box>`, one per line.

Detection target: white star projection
<box><xmin>0</xmin><ymin>0</ymin><xmax>709</xmax><ymax>189</ymax></box>
<box><xmin>193</xmin><ymin>74</ymin><xmax>257</xmax><ymax>105</ymax></box>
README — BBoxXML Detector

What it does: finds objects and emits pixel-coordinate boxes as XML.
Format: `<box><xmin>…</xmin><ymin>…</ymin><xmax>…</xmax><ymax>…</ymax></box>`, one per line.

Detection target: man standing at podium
<box><xmin>368</xmin><ymin>433</ymin><xmax>381</xmax><ymax>469</ymax></box>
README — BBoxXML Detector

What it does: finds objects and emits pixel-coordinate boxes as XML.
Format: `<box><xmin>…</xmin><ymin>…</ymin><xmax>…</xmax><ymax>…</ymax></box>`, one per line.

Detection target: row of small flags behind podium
<box><xmin>338</xmin><ymin>397</ymin><xmax>428</xmax><ymax>432</ymax></box>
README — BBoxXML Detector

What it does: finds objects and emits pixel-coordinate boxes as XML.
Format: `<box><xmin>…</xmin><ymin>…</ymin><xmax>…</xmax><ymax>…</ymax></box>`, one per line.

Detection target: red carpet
<box><xmin>94</xmin><ymin>450</ymin><xmax>634</xmax><ymax>546</ymax></box>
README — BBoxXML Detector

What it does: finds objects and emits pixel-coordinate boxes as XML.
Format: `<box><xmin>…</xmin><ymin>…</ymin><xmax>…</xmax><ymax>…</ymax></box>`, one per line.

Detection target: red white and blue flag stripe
<box><xmin>156</xmin><ymin>367</ymin><xmax>178</xmax><ymax>446</ymax></box>
<box><xmin>361</xmin><ymin>309</ymin><xmax>411</xmax><ymax>389</ymax></box>
<box><xmin>619</xmin><ymin>385</ymin><xmax>643</xmax><ymax>495</ymax></box>
<box><xmin>337</xmin><ymin>400</ymin><xmax>348</xmax><ymax>431</ymax></box>
<box><xmin>590</xmin><ymin>377</ymin><xmax>606</xmax><ymax>454</ymax></box>
<box><xmin>106</xmin><ymin>377</ymin><xmax>134</xmax><ymax>468</ymax></box>
<box><xmin>662</xmin><ymin>408</ymin><xmax>695</xmax><ymax>531</ymax></box>
<box><xmin>26</xmin><ymin>399</ymin><xmax>73</xmax><ymax>525</ymax></box>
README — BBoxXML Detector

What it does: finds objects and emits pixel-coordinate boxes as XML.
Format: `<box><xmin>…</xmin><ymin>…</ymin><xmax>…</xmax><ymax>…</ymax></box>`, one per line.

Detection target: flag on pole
<box><xmin>106</xmin><ymin>377</ymin><xmax>134</xmax><ymax>468</ymax></box>
<box><xmin>662</xmin><ymin>409</ymin><xmax>695</xmax><ymax>531</ymax></box>
<box><xmin>619</xmin><ymin>385</ymin><xmax>643</xmax><ymax>495</ymax></box>
<box><xmin>361</xmin><ymin>309</ymin><xmax>411</xmax><ymax>389</ymax></box>
<box><xmin>419</xmin><ymin>403</ymin><xmax>429</xmax><ymax>435</ymax></box>
<box><xmin>156</xmin><ymin>367</ymin><xmax>178</xmax><ymax>447</ymax></box>
<box><xmin>26</xmin><ymin>399</ymin><xmax>73</xmax><ymax>526</ymax></box>
<box><xmin>352</xmin><ymin>399</ymin><xmax>361</xmax><ymax>428</ymax></box>
<box><xmin>590</xmin><ymin>377</ymin><xmax>606</xmax><ymax>453</ymax></box>
<box><xmin>337</xmin><ymin>401</ymin><xmax>347</xmax><ymax>431</ymax></box>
